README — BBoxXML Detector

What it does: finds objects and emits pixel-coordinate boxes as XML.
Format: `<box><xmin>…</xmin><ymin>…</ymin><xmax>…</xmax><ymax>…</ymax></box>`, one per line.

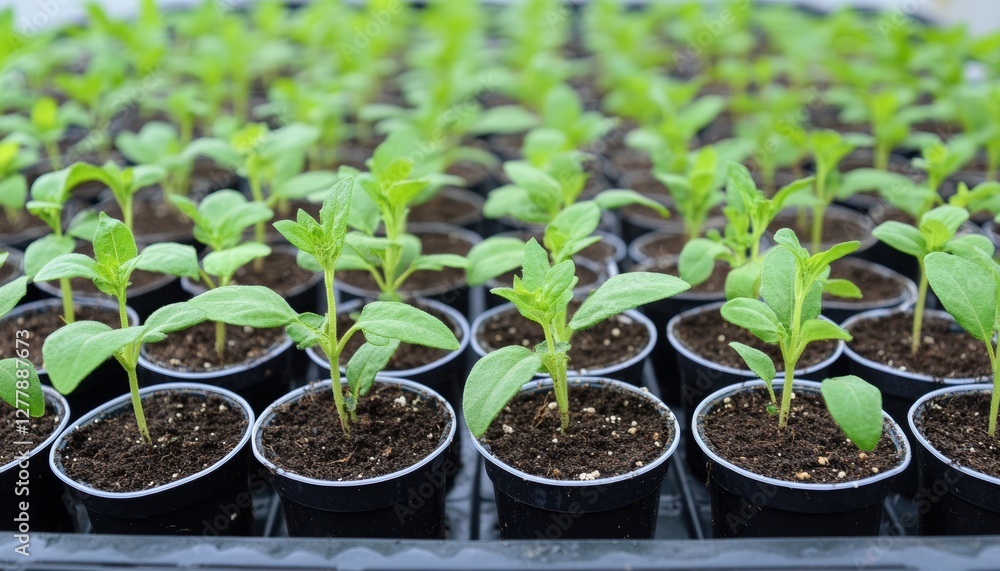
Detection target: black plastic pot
<box><xmin>693</xmin><ymin>380</ymin><xmax>911</xmax><ymax>538</ymax></box>
<box><xmin>667</xmin><ymin>302</ymin><xmax>845</xmax><ymax>480</ymax></box>
<box><xmin>0</xmin><ymin>386</ymin><xmax>73</xmax><ymax>533</ymax></box>
<box><xmin>335</xmin><ymin>223</ymin><xmax>481</xmax><ymax>318</ymax></box>
<box><xmin>306</xmin><ymin>297</ymin><xmax>470</xmax><ymax>410</ymax></box>
<box><xmin>822</xmin><ymin>258</ymin><xmax>917</xmax><ymax>324</ymax></box>
<box><xmin>470</xmin><ymin>302</ymin><xmax>656</xmax><ymax>387</ymax></box>
<box><xmin>409</xmin><ymin>186</ymin><xmax>486</xmax><ymax>234</ymax></box>
<box><xmin>840</xmin><ymin>308</ymin><xmax>983</xmax><ymax>497</ymax></box>
<box><xmin>93</xmin><ymin>192</ymin><xmax>196</xmax><ymax>246</ymax></box>
<box><xmin>619</xmin><ymin>193</ymin><xmax>726</xmax><ymax>246</ymax></box>
<box><xmin>473</xmin><ymin>377</ymin><xmax>681</xmax><ymax>540</ymax></box>
<box><xmin>3</xmin><ymin>298</ymin><xmax>139</xmax><ymax>423</ymax></box>
<box><xmin>137</xmin><ymin>332</ymin><xmax>294</xmax><ymax>416</ymax></box>
<box><xmin>485</xmin><ymin>256</ymin><xmax>609</xmax><ymax>310</ymax></box>
<box><xmin>908</xmin><ymin>384</ymin><xmax>1000</xmax><ymax>535</ymax></box>
<box><xmin>252</xmin><ymin>377</ymin><xmax>456</xmax><ymax>538</ymax></box>
<box><xmin>48</xmin><ymin>383</ymin><xmax>256</xmax><ymax>535</ymax></box>
<box><xmin>769</xmin><ymin>204</ymin><xmax>877</xmax><ymax>255</ymax></box>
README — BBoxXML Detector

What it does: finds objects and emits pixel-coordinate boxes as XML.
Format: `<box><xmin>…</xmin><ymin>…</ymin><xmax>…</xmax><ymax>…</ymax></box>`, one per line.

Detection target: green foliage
<box><xmin>463</xmin><ymin>238</ymin><xmax>689</xmax><ymax>437</ymax></box>
<box><xmin>803</xmin><ymin>129</ymin><xmax>872</xmax><ymax>252</ymax></box>
<box><xmin>0</xmin><ymin>97</ymin><xmax>90</xmax><ymax>169</ymax></box>
<box><xmin>0</xmin><ymin>140</ymin><xmax>38</xmax><ymax>221</ymax></box>
<box><xmin>0</xmin><ymin>253</ymin><xmax>43</xmax><ymax>418</ymax></box>
<box><xmin>115</xmin><ymin>121</ymin><xmax>209</xmax><ymax>200</ymax></box>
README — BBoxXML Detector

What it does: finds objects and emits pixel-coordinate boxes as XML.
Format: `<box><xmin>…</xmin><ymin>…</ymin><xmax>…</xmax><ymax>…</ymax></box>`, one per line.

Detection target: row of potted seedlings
<box><xmin>0</xmin><ymin>0</ymin><xmax>999</xmax><ymax>545</ymax></box>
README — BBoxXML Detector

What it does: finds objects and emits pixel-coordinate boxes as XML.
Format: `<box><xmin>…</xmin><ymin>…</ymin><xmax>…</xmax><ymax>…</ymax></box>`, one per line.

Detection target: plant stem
<box><xmin>215</xmin><ymin>321</ymin><xmax>226</xmax><ymax>361</ymax></box>
<box><xmin>249</xmin><ymin>175</ymin><xmax>266</xmax><ymax>272</ymax></box>
<box><xmin>323</xmin><ymin>269</ymin><xmax>350</xmax><ymax>434</ymax></box>
<box><xmin>60</xmin><ymin>278</ymin><xmax>75</xmax><ymax>323</ymax></box>
<box><xmin>127</xmin><ymin>364</ymin><xmax>152</xmax><ymax>445</ymax></box>
<box><xmin>45</xmin><ymin>140</ymin><xmax>62</xmax><ymax>170</ymax></box>
<box><xmin>810</xmin><ymin>202</ymin><xmax>827</xmax><ymax>254</ymax></box>
<box><xmin>987</xmin><ymin>341</ymin><xmax>998</xmax><ymax>438</ymax></box>
<box><xmin>875</xmin><ymin>143</ymin><xmax>889</xmax><ymax>172</ymax></box>
<box><xmin>543</xmin><ymin>323</ymin><xmax>570</xmax><ymax>433</ymax></box>
<box><xmin>778</xmin><ymin>273</ymin><xmax>805</xmax><ymax>430</ymax></box>
<box><xmin>911</xmin><ymin>259</ymin><xmax>928</xmax><ymax>355</ymax></box>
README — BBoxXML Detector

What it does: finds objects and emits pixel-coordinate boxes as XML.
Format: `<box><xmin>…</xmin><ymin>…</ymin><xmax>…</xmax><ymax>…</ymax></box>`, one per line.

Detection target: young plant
<box><xmin>274</xmin><ymin>178</ymin><xmax>461</xmax><ymax>434</ymax></box>
<box><xmin>0</xmin><ymin>252</ymin><xmax>44</xmax><ymax>419</ymax></box>
<box><xmin>0</xmin><ymin>97</ymin><xmax>90</xmax><ymax>170</ymax></box>
<box><xmin>463</xmin><ymin>239</ymin><xmax>690</xmax><ymax>437</ymax></box>
<box><xmin>170</xmin><ymin>190</ymin><xmax>275</xmax><ymax>360</ymax></box>
<box><xmin>872</xmin><ymin>205</ymin><xmax>994</xmax><ymax>355</ymax></box>
<box><xmin>924</xmin><ymin>249</ymin><xmax>1000</xmax><ymax>437</ymax></box>
<box><xmin>0</xmin><ymin>141</ymin><xmax>39</xmax><ymax>223</ymax></box>
<box><xmin>115</xmin><ymin>122</ymin><xmax>207</xmax><ymax>202</ymax></box>
<box><xmin>53</xmin><ymin>52</ymin><xmax>129</xmax><ymax>157</ymax></box>
<box><xmin>719</xmin><ymin>230</ymin><xmax>883</xmax><ymax>450</ymax></box>
<box><xmin>802</xmin><ymin>130</ymin><xmax>875</xmax><ymax>252</ymax></box>
<box><xmin>36</xmin><ymin>213</ymin><xmax>224</xmax><ymax>443</ymax></box>
<box><xmin>72</xmin><ymin>161</ymin><xmax>166</xmax><ymax>231</ymax></box>
<box><xmin>679</xmin><ymin>163</ymin><xmax>813</xmax><ymax>299</ymax></box>
<box><xmin>911</xmin><ymin>136</ymin><xmax>978</xmax><ymax>195</ymax></box>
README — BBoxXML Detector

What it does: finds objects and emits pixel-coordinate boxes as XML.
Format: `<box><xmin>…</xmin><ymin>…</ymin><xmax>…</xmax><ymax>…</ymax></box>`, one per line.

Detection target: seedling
<box><xmin>115</xmin><ymin>121</ymin><xmax>206</xmax><ymax>202</ymax></box>
<box><xmin>655</xmin><ymin>145</ymin><xmax>727</xmax><ymax>243</ymax></box>
<box><xmin>0</xmin><ymin>140</ymin><xmax>39</xmax><ymax>223</ymax></box>
<box><xmin>0</xmin><ymin>252</ymin><xmax>44</xmax><ymax>418</ymax></box>
<box><xmin>872</xmin><ymin>205</ymin><xmax>994</xmax><ymax>355</ymax></box>
<box><xmin>72</xmin><ymin>161</ymin><xmax>166</xmax><ymax>232</ymax></box>
<box><xmin>679</xmin><ymin>163</ymin><xmax>813</xmax><ymax>299</ymax></box>
<box><xmin>803</xmin><ymin>130</ymin><xmax>872</xmax><ymax>252</ymax></box>
<box><xmin>274</xmin><ymin>178</ymin><xmax>460</xmax><ymax>433</ymax></box>
<box><xmin>143</xmin><ymin>85</ymin><xmax>209</xmax><ymax>147</ymax></box>
<box><xmin>948</xmin><ymin>84</ymin><xmax>1000</xmax><ymax>181</ymax></box>
<box><xmin>911</xmin><ymin>136</ymin><xmax>977</xmax><ymax>195</ymax></box>
<box><xmin>0</xmin><ymin>97</ymin><xmax>90</xmax><ymax>170</ymax></box>
<box><xmin>255</xmin><ymin>78</ymin><xmax>347</xmax><ymax>169</ymax></box>
<box><xmin>53</xmin><ymin>52</ymin><xmax>129</xmax><ymax>157</ymax></box>
<box><xmin>170</xmin><ymin>190</ymin><xmax>275</xmax><ymax>360</ymax></box>
<box><xmin>719</xmin><ymin>230</ymin><xmax>884</xmax><ymax>451</ymax></box>
<box><xmin>925</xmin><ymin>249</ymin><xmax>1000</xmax><ymax>437</ymax></box>
<box><xmin>463</xmin><ymin>238</ymin><xmax>690</xmax><ymax>438</ymax></box>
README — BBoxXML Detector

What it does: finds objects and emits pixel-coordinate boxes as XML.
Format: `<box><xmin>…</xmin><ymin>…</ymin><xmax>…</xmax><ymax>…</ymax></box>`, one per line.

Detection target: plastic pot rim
<box><xmin>822</xmin><ymin>257</ymin><xmax>917</xmax><ymax>313</ymax></box>
<box><xmin>0</xmin><ymin>386</ymin><xmax>71</xmax><ymax>475</ymax></box>
<box><xmin>179</xmin><ymin>244</ymin><xmax>323</xmax><ymax>301</ymax></box>
<box><xmin>907</xmin><ymin>383</ymin><xmax>1000</xmax><ymax>488</ymax></box>
<box><xmin>251</xmin><ymin>377</ymin><xmax>457</xmax><ymax>489</ymax></box>
<box><xmin>469</xmin><ymin>376</ymin><xmax>681</xmax><ymax>488</ymax></box>
<box><xmin>666</xmin><ymin>301</ymin><xmax>845</xmax><ymax>378</ymax></box>
<box><xmin>692</xmin><ymin>379</ymin><xmax>912</xmax><ymax>492</ymax></box>
<box><xmin>469</xmin><ymin>302</ymin><xmax>658</xmax><ymax>379</ymax></box>
<box><xmin>137</xmin><ymin>333</ymin><xmax>294</xmax><ymax>380</ymax></box>
<box><xmin>305</xmin><ymin>297</ymin><xmax>471</xmax><ymax>377</ymax></box>
<box><xmin>48</xmin><ymin>382</ymin><xmax>255</xmax><ymax>500</ymax></box>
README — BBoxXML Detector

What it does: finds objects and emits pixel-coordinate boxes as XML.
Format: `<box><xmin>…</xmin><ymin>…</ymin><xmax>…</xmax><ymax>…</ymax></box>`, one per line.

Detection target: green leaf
<box><xmin>23</xmin><ymin>234</ymin><xmax>75</xmax><ymax>279</ymax></box>
<box><xmin>33</xmin><ymin>253</ymin><xmax>99</xmax><ymax>283</ymax></box>
<box><xmin>466</xmin><ymin>237</ymin><xmax>525</xmax><ymax>286</ymax></box>
<box><xmin>203</xmin><ymin>243</ymin><xmax>271</xmax><ymax>280</ymax></box>
<box><xmin>593</xmin><ymin>189</ymin><xmax>670</xmax><ymax>218</ymax></box>
<box><xmin>678</xmin><ymin>238</ymin><xmax>729</xmax><ymax>287</ymax></box>
<box><xmin>924</xmin><ymin>252</ymin><xmax>996</xmax><ymax>343</ymax></box>
<box><xmin>411</xmin><ymin>254</ymin><xmax>469</xmax><ymax>271</ymax></box>
<box><xmin>872</xmin><ymin>221</ymin><xmax>925</xmax><ymax>258</ymax></box>
<box><xmin>823</xmin><ymin>278</ymin><xmax>863</xmax><ymax>299</ymax></box>
<box><xmin>0</xmin><ymin>276</ymin><xmax>27</xmax><ymax>317</ymax></box>
<box><xmin>273</xmin><ymin>170</ymin><xmax>338</xmax><ymax>201</ymax></box>
<box><xmin>42</xmin><ymin>321</ymin><xmax>146</xmax><ymax>394</ymax></box>
<box><xmin>273</xmin><ymin>219</ymin><xmax>314</xmax><ymax>253</ymax></box>
<box><xmin>569</xmin><ymin>272</ymin><xmax>691</xmax><ymax>331</ymax></box>
<box><xmin>728</xmin><ymin>341</ymin><xmax>776</xmax><ymax>383</ymax></box>
<box><xmin>0</xmin><ymin>358</ymin><xmax>44</xmax><ymax>417</ymax></box>
<box><xmin>136</xmin><ymin>243</ymin><xmax>200</xmax><ymax>279</ymax></box>
<box><xmin>720</xmin><ymin>297</ymin><xmax>781</xmax><ymax>344</ymax></box>
<box><xmin>811</xmin><ymin>241</ymin><xmax>861</xmax><ymax>270</ymax></box>
<box><xmin>144</xmin><ymin>302</ymin><xmax>209</xmax><ymax>338</ymax></box>
<box><xmin>355</xmin><ymin>301</ymin><xmax>460</xmax><ymax>351</ymax></box>
<box><xmin>92</xmin><ymin>212</ymin><xmax>138</xmax><ymax>270</ymax></box>
<box><xmin>800</xmin><ymin>319</ymin><xmax>853</xmax><ymax>344</ymax></box>
<box><xmin>463</xmin><ymin>346</ymin><xmax>543</xmax><ymax>438</ymax></box>
<box><xmin>759</xmin><ymin>246</ymin><xmax>797</xmax><ymax>330</ymax></box>
<box><xmin>724</xmin><ymin>260</ymin><xmax>761</xmax><ymax>301</ymax></box>
<box><xmin>520</xmin><ymin>238</ymin><xmax>550</xmax><ymax>291</ymax></box>
<box><xmin>821</xmin><ymin>375</ymin><xmax>884</xmax><ymax>452</ymax></box>
<box><xmin>187</xmin><ymin>285</ymin><xmax>297</xmax><ymax>329</ymax></box>
<box><xmin>345</xmin><ymin>339</ymin><xmax>400</xmax><ymax>396</ymax></box>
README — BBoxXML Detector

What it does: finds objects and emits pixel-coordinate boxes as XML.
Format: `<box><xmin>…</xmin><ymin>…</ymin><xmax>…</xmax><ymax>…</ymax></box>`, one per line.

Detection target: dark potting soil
<box><xmin>337</xmin><ymin>231</ymin><xmax>473</xmax><ymax>293</ymax></box>
<box><xmin>58</xmin><ymin>392</ymin><xmax>247</xmax><ymax>492</ymax></box>
<box><xmin>493</xmin><ymin>263</ymin><xmax>599</xmax><ymax>292</ymax></box>
<box><xmin>609</xmin><ymin>148</ymin><xmax>653</xmax><ymax>174</ymax></box>
<box><xmin>143</xmin><ymin>322</ymin><xmax>286</xmax><ymax>372</ymax></box>
<box><xmin>699</xmin><ymin>388</ymin><xmax>903</xmax><ymax>483</ymax></box>
<box><xmin>846</xmin><ymin>312</ymin><xmax>992</xmax><ymax>379</ymax></box>
<box><xmin>0</xmin><ymin>211</ymin><xmax>46</xmax><ymax>238</ymax></box>
<box><xmin>824</xmin><ymin>260</ymin><xmax>904</xmax><ymax>303</ymax></box>
<box><xmin>769</xmin><ymin>211</ymin><xmax>870</xmax><ymax>245</ymax></box>
<box><xmin>673</xmin><ymin>308</ymin><xmax>836</xmax><ymax>371</ymax></box>
<box><xmin>640</xmin><ymin>258</ymin><xmax>727</xmax><ymax>295</ymax></box>
<box><xmin>0</xmin><ymin>258</ymin><xmax>17</xmax><ymax>284</ymax></box>
<box><xmin>918</xmin><ymin>392</ymin><xmax>1000</xmax><ymax>479</ymax></box>
<box><xmin>331</xmin><ymin>302</ymin><xmax>461</xmax><ymax>371</ymax></box>
<box><xmin>0</xmin><ymin>305</ymin><xmax>120</xmax><ymax>368</ymax></box>
<box><xmin>480</xmin><ymin>385</ymin><xmax>673</xmax><ymax>480</ymax></box>
<box><xmin>0</xmin><ymin>403</ymin><xmax>60</xmax><ymax>465</ymax></box>
<box><xmin>636</xmin><ymin>233</ymin><xmax>689</xmax><ymax>260</ymax></box>
<box><xmin>229</xmin><ymin>250</ymin><xmax>317</xmax><ymax>296</ymax></box>
<box><xmin>409</xmin><ymin>189</ymin><xmax>481</xmax><ymax>225</ymax></box>
<box><xmin>580</xmin><ymin>240</ymin><xmax>617</xmax><ymax>264</ymax></box>
<box><xmin>259</xmin><ymin>384</ymin><xmax>450</xmax><ymax>480</ymax></box>
<box><xmin>99</xmin><ymin>190</ymin><xmax>195</xmax><ymax>241</ymax></box>
<box><xmin>446</xmin><ymin>159</ymin><xmax>492</xmax><ymax>188</ymax></box>
<box><xmin>618</xmin><ymin>171</ymin><xmax>669</xmax><ymax>197</ymax></box>
<box><xmin>68</xmin><ymin>242</ymin><xmax>166</xmax><ymax>294</ymax></box>
<box><xmin>478</xmin><ymin>303</ymin><xmax>649</xmax><ymax>371</ymax></box>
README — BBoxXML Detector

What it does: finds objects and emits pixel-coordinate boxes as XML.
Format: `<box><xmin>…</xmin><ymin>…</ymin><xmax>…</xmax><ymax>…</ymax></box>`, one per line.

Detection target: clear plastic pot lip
<box><xmin>692</xmin><ymin>379</ymin><xmax>912</xmax><ymax>491</ymax></box>
<box><xmin>469</xmin><ymin>376</ymin><xmax>681</xmax><ymax>488</ymax></box>
<box><xmin>0</xmin><ymin>386</ymin><xmax>71</xmax><ymax>475</ymax></box>
<box><xmin>49</xmin><ymin>382</ymin><xmax>254</xmax><ymax>500</ymax></box>
<box><xmin>908</xmin><ymin>383</ymin><xmax>1000</xmax><ymax>488</ymax></box>
<box><xmin>251</xmin><ymin>377</ymin><xmax>456</xmax><ymax>488</ymax></box>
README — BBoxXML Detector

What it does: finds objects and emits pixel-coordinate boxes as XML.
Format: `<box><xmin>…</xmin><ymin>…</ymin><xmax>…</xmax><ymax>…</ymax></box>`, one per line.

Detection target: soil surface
<box><xmin>99</xmin><ymin>190</ymin><xmax>195</xmax><ymax>241</ymax></box>
<box><xmin>480</xmin><ymin>384</ymin><xmax>673</xmax><ymax>480</ymax></box>
<box><xmin>824</xmin><ymin>260</ymin><xmax>905</xmax><ymax>303</ymax></box>
<box><xmin>337</xmin><ymin>231</ymin><xmax>473</xmax><ymax>294</ymax></box>
<box><xmin>640</xmin><ymin>259</ymin><xmax>727</xmax><ymax>295</ymax></box>
<box><xmin>0</xmin><ymin>256</ymin><xmax>18</xmax><ymax>284</ymax></box>
<box><xmin>229</xmin><ymin>250</ymin><xmax>317</xmax><ymax>296</ymax></box>
<box><xmin>769</xmin><ymin>210</ymin><xmax>870</xmax><ymax>245</ymax></box>
<box><xmin>0</xmin><ymin>304</ymin><xmax>120</xmax><ymax>368</ymax></box>
<box><xmin>917</xmin><ymin>392</ymin><xmax>1000</xmax><ymax>479</ymax></box>
<box><xmin>57</xmin><ymin>392</ymin><xmax>247</xmax><ymax>492</ymax></box>
<box><xmin>259</xmin><ymin>384</ymin><xmax>451</xmax><ymax>480</ymax></box>
<box><xmin>635</xmin><ymin>233</ymin><xmax>690</xmax><ymax>260</ymax></box>
<box><xmin>327</xmin><ymin>301</ymin><xmax>461</xmax><ymax>371</ymax></box>
<box><xmin>409</xmin><ymin>189</ymin><xmax>482</xmax><ymax>226</ymax></box>
<box><xmin>699</xmin><ymin>388</ymin><xmax>904</xmax><ymax>483</ymax></box>
<box><xmin>143</xmin><ymin>323</ymin><xmax>287</xmax><ymax>372</ymax></box>
<box><xmin>673</xmin><ymin>308</ymin><xmax>837</xmax><ymax>371</ymax></box>
<box><xmin>477</xmin><ymin>302</ymin><xmax>649</xmax><ymax>371</ymax></box>
<box><xmin>0</xmin><ymin>211</ymin><xmax>47</xmax><ymax>239</ymax></box>
<box><xmin>846</xmin><ymin>312</ymin><xmax>992</xmax><ymax>379</ymax></box>
<box><xmin>0</xmin><ymin>402</ymin><xmax>61</xmax><ymax>465</ymax></box>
